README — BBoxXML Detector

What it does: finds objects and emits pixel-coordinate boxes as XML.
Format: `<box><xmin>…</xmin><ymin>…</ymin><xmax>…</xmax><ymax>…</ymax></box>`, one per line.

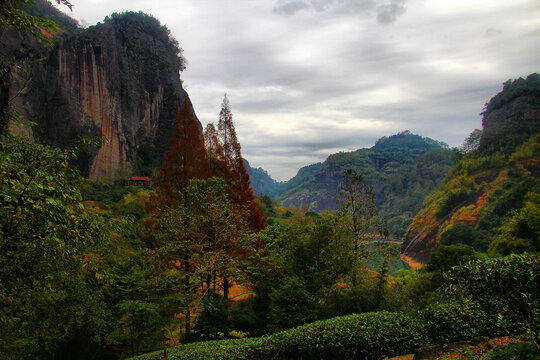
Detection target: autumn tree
<box><xmin>146</xmin><ymin>100</ymin><xmax>211</xmax><ymax>338</ymax></box>
<box><xmin>216</xmin><ymin>94</ymin><xmax>265</xmax><ymax>231</ymax></box>
<box><xmin>153</xmin><ymin>99</ymin><xmax>211</xmax><ymax>197</ymax></box>
<box><xmin>204</xmin><ymin>122</ymin><xmax>231</xmax><ymax>180</ymax></box>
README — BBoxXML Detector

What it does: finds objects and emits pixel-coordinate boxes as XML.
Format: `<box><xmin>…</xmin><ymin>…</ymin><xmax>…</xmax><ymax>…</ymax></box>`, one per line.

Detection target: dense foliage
<box><xmin>103</xmin><ymin>11</ymin><xmax>185</xmax><ymax>70</ymax></box>
<box><xmin>444</xmin><ymin>253</ymin><xmax>539</xmax><ymax>341</ymax></box>
<box><xmin>482</xmin><ymin>73</ymin><xmax>540</xmax><ymax>118</ymax></box>
<box><xmin>0</xmin><ymin>137</ymin><xmax>113</xmax><ymax>357</ymax></box>
<box><xmin>129</xmin><ymin>312</ymin><xmax>428</xmax><ymax>360</ymax></box>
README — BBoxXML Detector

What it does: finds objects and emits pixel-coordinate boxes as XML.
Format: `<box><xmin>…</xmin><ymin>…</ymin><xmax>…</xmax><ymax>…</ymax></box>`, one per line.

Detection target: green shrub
<box><xmin>488</xmin><ymin>198</ymin><xmax>540</xmax><ymax>256</ymax></box>
<box><xmin>444</xmin><ymin>253</ymin><xmax>538</xmax><ymax>339</ymax></box>
<box><xmin>436</xmin><ymin>187</ymin><xmax>474</xmax><ymax>218</ymax></box>
<box><xmin>130</xmin><ymin>338</ymin><xmax>255</xmax><ymax>360</ymax></box>
<box><xmin>129</xmin><ymin>311</ymin><xmax>428</xmax><ymax>360</ymax></box>
<box><xmin>421</xmin><ymin>300</ymin><xmax>509</xmax><ymax>344</ymax></box>
<box><xmin>439</xmin><ymin>222</ymin><xmax>485</xmax><ymax>249</ymax></box>
<box><xmin>488</xmin><ymin>341</ymin><xmax>540</xmax><ymax>360</ymax></box>
<box><xmin>425</xmin><ymin>244</ymin><xmax>484</xmax><ymax>274</ymax></box>
<box><xmin>256</xmin><ymin>311</ymin><xmax>428</xmax><ymax>360</ymax></box>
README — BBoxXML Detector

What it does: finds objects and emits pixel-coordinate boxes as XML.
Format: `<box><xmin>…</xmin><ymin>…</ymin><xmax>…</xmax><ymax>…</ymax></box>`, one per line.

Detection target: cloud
<box><xmin>376</xmin><ymin>0</ymin><xmax>406</xmax><ymax>24</ymax></box>
<box><xmin>484</xmin><ymin>28</ymin><xmax>503</xmax><ymax>38</ymax></box>
<box><xmin>274</xmin><ymin>0</ymin><xmax>408</xmax><ymax>24</ymax></box>
<box><xmin>273</xmin><ymin>0</ymin><xmax>309</xmax><ymax>15</ymax></box>
<box><xmin>58</xmin><ymin>0</ymin><xmax>540</xmax><ymax>181</ymax></box>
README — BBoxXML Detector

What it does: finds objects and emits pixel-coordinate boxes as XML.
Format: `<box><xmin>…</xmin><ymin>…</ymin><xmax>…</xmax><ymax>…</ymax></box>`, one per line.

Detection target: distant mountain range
<box><xmin>246</xmin><ymin>131</ymin><xmax>454</xmax><ymax>239</ymax></box>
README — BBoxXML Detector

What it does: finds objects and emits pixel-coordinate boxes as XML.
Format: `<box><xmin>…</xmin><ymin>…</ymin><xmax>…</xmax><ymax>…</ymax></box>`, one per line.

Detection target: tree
<box><xmin>147</xmin><ymin>100</ymin><xmax>256</xmax><ymax>339</ymax></box>
<box><xmin>460</xmin><ymin>129</ymin><xmax>482</xmax><ymax>153</ymax></box>
<box><xmin>488</xmin><ymin>197</ymin><xmax>540</xmax><ymax>256</ymax></box>
<box><xmin>185</xmin><ymin>178</ymin><xmax>250</xmax><ymax>301</ymax></box>
<box><xmin>204</xmin><ymin>122</ymin><xmax>231</xmax><ymax>180</ymax></box>
<box><xmin>0</xmin><ymin>137</ymin><xmax>111</xmax><ymax>357</ymax></box>
<box><xmin>146</xmin><ymin>100</ymin><xmax>211</xmax><ymax>339</ymax></box>
<box><xmin>337</xmin><ymin>168</ymin><xmax>388</xmax><ymax>285</ymax></box>
<box><xmin>0</xmin><ymin>0</ymin><xmax>72</xmax><ymax>44</ymax></box>
<box><xmin>217</xmin><ymin>95</ymin><xmax>265</xmax><ymax>231</ymax></box>
<box><xmin>152</xmin><ymin>99</ymin><xmax>211</xmax><ymax>199</ymax></box>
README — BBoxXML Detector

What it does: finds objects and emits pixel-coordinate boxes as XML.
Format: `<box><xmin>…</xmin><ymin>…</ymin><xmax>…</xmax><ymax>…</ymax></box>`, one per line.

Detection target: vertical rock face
<box><xmin>1</xmin><ymin>12</ymin><xmax>193</xmax><ymax>180</ymax></box>
<box><xmin>57</xmin><ymin>39</ymin><xmax>130</xmax><ymax>179</ymax></box>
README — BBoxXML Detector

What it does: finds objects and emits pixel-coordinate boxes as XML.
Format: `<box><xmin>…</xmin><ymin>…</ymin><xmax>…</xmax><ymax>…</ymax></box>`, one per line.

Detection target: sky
<box><xmin>58</xmin><ymin>0</ymin><xmax>540</xmax><ymax>181</ymax></box>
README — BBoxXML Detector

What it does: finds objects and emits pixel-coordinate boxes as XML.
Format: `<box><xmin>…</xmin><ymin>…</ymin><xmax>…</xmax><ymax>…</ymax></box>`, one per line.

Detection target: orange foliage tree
<box><xmin>146</xmin><ymin>98</ymin><xmax>264</xmax><ymax>338</ymax></box>
<box><xmin>216</xmin><ymin>95</ymin><xmax>266</xmax><ymax>231</ymax></box>
<box><xmin>145</xmin><ymin>99</ymin><xmax>211</xmax><ymax>338</ymax></box>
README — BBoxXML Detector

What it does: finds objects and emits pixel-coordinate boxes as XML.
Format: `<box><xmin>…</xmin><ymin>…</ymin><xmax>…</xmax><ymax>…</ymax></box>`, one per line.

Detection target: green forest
<box><xmin>0</xmin><ymin>1</ymin><xmax>539</xmax><ymax>360</ymax></box>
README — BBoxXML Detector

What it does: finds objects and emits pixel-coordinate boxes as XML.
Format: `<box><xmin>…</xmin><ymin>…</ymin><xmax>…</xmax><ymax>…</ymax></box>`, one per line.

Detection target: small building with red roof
<box><xmin>127</xmin><ymin>176</ymin><xmax>153</xmax><ymax>187</ymax></box>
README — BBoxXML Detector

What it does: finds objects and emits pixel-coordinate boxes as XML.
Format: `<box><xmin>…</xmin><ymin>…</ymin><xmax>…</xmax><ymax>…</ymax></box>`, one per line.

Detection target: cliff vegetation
<box><xmin>402</xmin><ymin>73</ymin><xmax>540</xmax><ymax>264</ymax></box>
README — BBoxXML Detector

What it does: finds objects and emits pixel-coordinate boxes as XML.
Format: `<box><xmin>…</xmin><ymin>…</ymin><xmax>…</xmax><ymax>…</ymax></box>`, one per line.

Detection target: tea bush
<box><xmin>444</xmin><ymin>253</ymin><xmax>539</xmax><ymax>337</ymax></box>
<box><xmin>129</xmin><ymin>311</ymin><xmax>428</xmax><ymax>360</ymax></box>
<box><xmin>421</xmin><ymin>300</ymin><xmax>510</xmax><ymax>344</ymax></box>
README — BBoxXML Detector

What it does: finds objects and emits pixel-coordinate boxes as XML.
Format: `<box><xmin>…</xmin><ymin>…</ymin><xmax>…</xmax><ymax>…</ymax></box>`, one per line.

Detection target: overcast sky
<box><xmin>59</xmin><ymin>0</ymin><xmax>540</xmax><ymax>181</ymax></box>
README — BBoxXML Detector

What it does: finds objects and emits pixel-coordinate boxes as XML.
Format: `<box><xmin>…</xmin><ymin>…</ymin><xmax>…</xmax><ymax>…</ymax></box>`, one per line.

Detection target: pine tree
<box><xmin>204</xmin><ymin>123</ymin><xmax>231</xmax><ymax>180</ymax></box>
<box><xmin>146</xmin><ymin>99</ymin><xmax>211</xmax><ymax>339</ymax></box>
<box><xmin>217</xmin><ymin>95</ymin><xmax>266</xmax><ymax>231</ymax></box>
<box><xmin>155</xmin><ymin>100</ymin><xmax>211</xmax><ymax>198</ymax></box>
<box><xmin>337</xmin><ymin>168</ymin><xmax>388</xmax><ymax>286</ymax></box>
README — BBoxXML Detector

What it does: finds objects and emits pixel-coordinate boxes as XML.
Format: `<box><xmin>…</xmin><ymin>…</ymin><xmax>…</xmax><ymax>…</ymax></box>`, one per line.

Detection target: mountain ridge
<box><xmin>247</xmin><ymin>131</ymin><xmax>454</xmax><ymax>238</ymax></box>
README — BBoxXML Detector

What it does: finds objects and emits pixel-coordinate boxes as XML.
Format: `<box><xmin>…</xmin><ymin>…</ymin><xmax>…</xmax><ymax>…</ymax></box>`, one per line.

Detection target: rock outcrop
<box><xmin>401</xmin><ymin>74</ymin><xmax>540</xmax><ymax>266</ymax></box>
<box><xmin>1</xmin><ymin>9</ymin><xmax>194</xmax><ymax>180</ymax></box>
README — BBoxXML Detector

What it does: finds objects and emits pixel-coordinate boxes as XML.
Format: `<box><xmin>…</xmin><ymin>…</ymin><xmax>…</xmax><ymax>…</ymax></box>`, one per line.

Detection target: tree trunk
<box><xmin>184</xmin><ymin>249</ymin><xmax>191</xmax><ymax>338</ymax></box>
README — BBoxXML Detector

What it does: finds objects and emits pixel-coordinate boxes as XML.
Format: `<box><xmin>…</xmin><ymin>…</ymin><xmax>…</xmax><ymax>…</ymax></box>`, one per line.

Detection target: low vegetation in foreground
<box><xmin>130</xmin><ymin>252</ymin><xmax>539</xmax><ymax>360</ymax></box>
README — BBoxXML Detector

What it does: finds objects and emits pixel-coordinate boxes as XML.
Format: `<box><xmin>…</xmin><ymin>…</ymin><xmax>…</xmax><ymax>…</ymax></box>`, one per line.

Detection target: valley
<box><xmin>0</xmin><ymin>1</ymin><xmax>538</xmax><ymax>359</ymax></box>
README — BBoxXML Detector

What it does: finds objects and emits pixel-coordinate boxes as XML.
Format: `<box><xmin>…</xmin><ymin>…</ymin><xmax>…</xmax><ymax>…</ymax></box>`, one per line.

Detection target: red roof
<box><xmin>128</xmin><ymin>176</ymin><xmax>152</xmax><ymax>181</ymax></box>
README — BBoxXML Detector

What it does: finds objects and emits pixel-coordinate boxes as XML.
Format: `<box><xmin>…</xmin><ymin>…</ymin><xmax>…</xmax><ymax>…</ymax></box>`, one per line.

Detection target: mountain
<box><xmin>243</xmin><ymin>159</ymin><xmax>280</xmax><ymax>197</ymax></box>
<box><xmin>1</xmin><ymin>4</ymin><xmax>194</xmax><ymax>181</ymax></box>
<box><xmin>250</xmin><ymin>131</ymin><xmax>453</xmax><ymax>239</ymax></box>
<box><xmin>401</xmin><ymin>74</ymin><xmax>540</xmax><ymax>267</ymax></box>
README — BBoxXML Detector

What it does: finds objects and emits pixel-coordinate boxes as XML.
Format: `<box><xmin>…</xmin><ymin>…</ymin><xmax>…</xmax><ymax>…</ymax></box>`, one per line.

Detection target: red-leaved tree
<box><xmin>216</xmin><ymin>95</ymin><xmax>265</xmax><ymax>231</ymax></box>
<box><xmin>145</xmin><ymin>99</ymin><xmax>211</xmax><ymax>338</ymax></box>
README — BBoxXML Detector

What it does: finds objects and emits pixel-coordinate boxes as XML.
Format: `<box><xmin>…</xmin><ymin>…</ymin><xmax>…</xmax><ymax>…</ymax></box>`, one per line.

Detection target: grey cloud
<box><xmin>274</xmin><ymin>0</ymin><xmax>407</xmax><ymax>24</ymax></box>
<box><xmin>273</xmin><ymin>0</ymin><xmax>309</xmax><ymax>15</ymax></box>
<box><xmin>484</xmin><ymin>28</ymin><xmax>503</xmax><ymax>38</ymax></box>
<box><xmin>376</xmin><ymin>0</ymin><xmax>406</xmax><ymax>24</ymax></box>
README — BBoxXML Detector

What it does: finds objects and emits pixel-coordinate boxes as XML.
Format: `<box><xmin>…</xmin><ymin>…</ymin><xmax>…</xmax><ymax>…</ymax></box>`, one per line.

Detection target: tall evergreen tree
<box><xmin>146</xmin><ymin>100</ymin><xmax>211</xmax><ymax>339</ymax></box>
<box><xmin>217</xmin><ymin>95</ymin><xmax>266</xmax><ymax>231</ymax></box>
<box><xmin>204</xmin><ymin>123</ymin><xmax>231</xmax><ymax>180</ymax></box>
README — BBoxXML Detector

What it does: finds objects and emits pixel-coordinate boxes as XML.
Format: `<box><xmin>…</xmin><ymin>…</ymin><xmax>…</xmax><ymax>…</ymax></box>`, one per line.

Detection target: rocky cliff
<box><xmin>401</xmin><ymin>74</ymin><xmax>540</xmax><ymax>266</ymax></box>
<box><xmin>1</xmin><ymin>7</ymin><xmax>193</xmax><ymax>180</ymax></box>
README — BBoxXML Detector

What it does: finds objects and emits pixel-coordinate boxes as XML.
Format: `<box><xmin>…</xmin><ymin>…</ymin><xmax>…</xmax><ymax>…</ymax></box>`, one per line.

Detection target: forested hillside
<box><xmin>402</xmin><ymin>74</ymin><xmax>540</xmax><ymax>265</ymax></box>
<box><xmin>257</xmin><ymin>132</ymin><xmax>454</xmax><ymax>239</ymax></box>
